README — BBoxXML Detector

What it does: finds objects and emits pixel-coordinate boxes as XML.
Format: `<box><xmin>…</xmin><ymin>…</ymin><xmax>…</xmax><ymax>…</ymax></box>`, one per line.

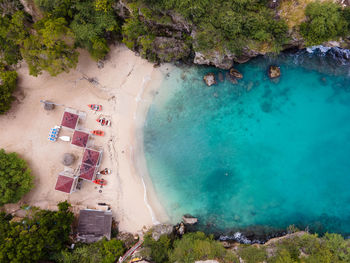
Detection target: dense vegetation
<box><xmin>0</xmin><ymin>149</ymin><xmax>33</xmax><ymax>205</ymax></box>
<box><xmin>0</xmin><ymin>201</ymin><xmax>74</xmax><ymax>262</ymax></box>
<box><xmin>301</xmin><ymin>2</ymin><xmax>350</xmax><ymax>46</ymax></box>
<box><xmin>142</xmin><ymin>231</ymin><xmax>350</xmax><ymax>263</ymax></box>
<box><xmin>59</xmin><ymin>238</ymin><xmax>125</xmax><ymax>263</ymax></box>
<box><xmin>135</xmin><ymin>0</ymin><xmax>289</xmax><ymax>54</ymax></box>
<box><xmin>0</xmin><ymin>68</ymin><xmax>18</xmax><ymax>114</ymax></box>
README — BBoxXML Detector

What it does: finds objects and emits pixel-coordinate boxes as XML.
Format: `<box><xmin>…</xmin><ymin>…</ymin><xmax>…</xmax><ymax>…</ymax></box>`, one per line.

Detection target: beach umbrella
<box><xmin>62</xmin><ymin>153</ymin><xmax>75</xmax><ymax>166</ymax></box>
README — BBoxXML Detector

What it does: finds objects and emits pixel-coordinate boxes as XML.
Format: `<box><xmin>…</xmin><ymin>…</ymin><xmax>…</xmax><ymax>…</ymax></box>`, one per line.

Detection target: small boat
<box><xmin>91</xmin><ymin>130</ymin><xmax>104</xmax><ymax>136</ymax></box>
<box><xmin>93</xmin><ymin>179</ymin><xmax>107</xmax><ymax>186</ymax></box>
<box><xmin>98</xmin><ymin>168</ymin><xmax>111</xmax><ymax>175</ymax></box>
<box><xmin>59</xmin><ymin>136</ymin><xmax>70</xmax><ymax>142</ymax></box>
<box><xmin>88</xmin><ymin>104</ymin><xmax>102</xmax><ymax>111</ymax></box>
<box><xmin>96</xmin><ymin>117</ymin><xmax>111</xmax><ymax>126</ymax></box>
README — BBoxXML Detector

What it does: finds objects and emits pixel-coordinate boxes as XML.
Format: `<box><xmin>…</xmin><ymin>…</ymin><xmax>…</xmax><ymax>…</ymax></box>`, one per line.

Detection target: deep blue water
<box><xmin>144</xmin><ymin>48</ymin><xmax>350</xmax><ymax>240</ymax></box>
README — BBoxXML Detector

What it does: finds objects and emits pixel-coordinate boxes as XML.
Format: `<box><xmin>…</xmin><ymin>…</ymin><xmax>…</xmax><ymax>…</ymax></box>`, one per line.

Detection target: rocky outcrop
<box><xmin>229</xmin><ymin>68</ymin><xmax>243</xmax><ymax>79</ymax></box>
<box><xmin>194</xmin><ymin>50</ymin><xmax>236</xmax><ymax>69</ymax></box>
<box><xmin>152</xmin><ymin>37</ymin><xmax>191</xmax><ymax>62</ymax></box>
<box><xmin>182</xmin><ymin>214</ymin><xmax>198</xmax><ymax>225</ymax></box>
<box><xmin>117</xmin><ymin>232</ymin><xmax>137</xmax><ymax>249</ymax></box>
<box><xmin>175</xmin><ymin>222</ymin><xmax>185</xmax><ymax>235</ymax></box>
<box><xmin>268</xmin><ymin>65</ymin><xmax>281</xmax><ymax>78</ymax></box>
<box><xmin>151</xmin><ymin>224</ymin><xmax>173</xmax><ymax>241</ymax></box>
<box><xmin>203</xmin><ymin>73</ymin><xmax>216</xmax><ymax>86</ymax></box>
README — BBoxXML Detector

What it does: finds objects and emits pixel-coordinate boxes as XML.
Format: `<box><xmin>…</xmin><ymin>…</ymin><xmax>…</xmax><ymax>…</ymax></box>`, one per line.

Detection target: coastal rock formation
<box><xmin>229</xmin><ymin>68</ymin><xmax>243</xmax><ymax>79</ymax></box>
<box><xmin>175</xmin><ymin>222</ymin><xmax>185</xmax><ymax>235</ymax></box>
<box><xmin>203</xmin><ymin>73</ymin><xmax>216</xmax><ymax>86</ymax></box>
<box><xmin>151</xmin><ymin>224</ymin><xmax>173</xmax><ymax>241</ymax></box>
<box><xmin>117</xmin><ymin>232</ymin><xmax>136</xmax><ymax>249</ymax></box>
<box><xmin>268</xmin><ymin>65</ymin><xmax>281</xmax><ymax>78</ymax></box>
<box><xmin>182</xmin><ymin>214</ymin><xmax>198</xmax><ymax>225</ymax></box>
<box><xmin>151</xmin><ymin>37</ymin><xmax>191</xmax><ymax>62</ymax></box>
<box><xmin>194</xmin><ymin>50</ymin><xmax>235</xmax><ymax>69</ymax></box>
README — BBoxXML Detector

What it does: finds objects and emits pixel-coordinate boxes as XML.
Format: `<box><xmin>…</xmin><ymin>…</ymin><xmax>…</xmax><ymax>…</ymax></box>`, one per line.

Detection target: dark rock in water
<box><xmin>225</xmin><ymin>72</ymin><xmax>238</xmax><ymax>84</ymax></box>
<box><xmin>203</xmin><ymin>73</ymin><xmax>216</xmax><ymax>86</ymax></box>
<box><xmin>182</xmin><ymin>214</ymin><xmax>198</xmax><ymax>225</ymax></box>
<box><xmin>229</xmin><ymin>68</ymin><xmax>243</xmax><ymax>79</ymax></box>
<box><xmin>218</xmin><ymin>72</ymin><xmax>224</xmax><ymax>82</ymax></box>
<box><xmin>268</xmin><ymin>65</ymin><xmax>281</xmax><ymax>79</ymax></box>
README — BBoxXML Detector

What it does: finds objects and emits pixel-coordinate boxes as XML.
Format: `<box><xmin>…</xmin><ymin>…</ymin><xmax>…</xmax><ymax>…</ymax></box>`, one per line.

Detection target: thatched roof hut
<box><xmin>62</xmin><ymin>153</ymin><xmax>75</xmax><ymax>166</ymax></box>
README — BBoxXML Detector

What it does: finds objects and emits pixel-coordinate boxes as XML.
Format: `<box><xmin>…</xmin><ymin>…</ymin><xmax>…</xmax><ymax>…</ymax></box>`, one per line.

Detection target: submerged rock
<box><xmin>268</xmin><ymin>65</ymin><xmax>281</xmax><ymax>79</ymax></box>
<box><xmin>182</xmin><ymin>214</ymin><xmax>198</xmax><ymax>225</ymax></box>
<box><xmin>203</xmin><ymin>73</ymin><xmax>216</xmax><ymax>86</ymax></box>
<box><xmin>218</xmin><ymin>72</ymin><xmax>224</xmax><ymax>82</ymax></box>
<box><xmin>226</xmin><ymin>72</ymin><xmax>238</xmax><ymax>84</ymax></box>
<box><xmin>229</xmin><ymin>68</ymin><xmax>243</xmax><ymax>79</ymax></box>
<box><xmin>151</xmin><ymin>224</ymin><xmax>173</xmax><ymax>241</ymax></box>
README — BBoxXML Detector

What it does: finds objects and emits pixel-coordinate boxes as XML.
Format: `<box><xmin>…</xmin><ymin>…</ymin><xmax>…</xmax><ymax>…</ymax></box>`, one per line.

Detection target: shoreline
<box><xmin>1</xmin><ymin>44</ymin><xmax>169</xmax><ymax>233</ymax></box>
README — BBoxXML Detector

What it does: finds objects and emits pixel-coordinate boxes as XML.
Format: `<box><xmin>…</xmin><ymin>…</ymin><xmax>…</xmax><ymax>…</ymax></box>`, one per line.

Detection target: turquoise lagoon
<box><xmin>143</xmin><ymin>49</ymin><xmax>350</xmax><ymax>239</ymax></box>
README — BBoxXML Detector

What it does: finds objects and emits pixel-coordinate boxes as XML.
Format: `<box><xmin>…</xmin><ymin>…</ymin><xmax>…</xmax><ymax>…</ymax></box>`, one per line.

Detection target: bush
<box><xmin>300</xmin><ymin>1</ymin><xmax>348</xmax><ymax>46</ymax></box>
<box><xmin>0</xmin><ymin>148</ymin><xmax>33</xmax><ymax>205</ymax></box>
<box><xmin>238</xmin><ymin>245</ymin><xmax>267</xmax><ymax>263</ymax></box>
<box><xmin>0</xmin><ymin>69</ymin><xmax>18</xmax><ymax>114</ymax></box>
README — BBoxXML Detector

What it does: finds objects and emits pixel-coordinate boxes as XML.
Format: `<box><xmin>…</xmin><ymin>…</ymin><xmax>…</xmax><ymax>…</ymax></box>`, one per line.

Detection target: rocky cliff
<box><xmin>114</xmin><ymin>0</ymin><xmax>350</xmax><ymax>69</ymax></box>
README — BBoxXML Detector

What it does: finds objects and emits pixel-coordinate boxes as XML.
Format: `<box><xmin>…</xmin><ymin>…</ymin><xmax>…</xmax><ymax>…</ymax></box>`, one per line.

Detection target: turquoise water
<box><xmin>144</xmin><ymin>50</ymin><xmax>350</xmax><ymax>238</ymax></box>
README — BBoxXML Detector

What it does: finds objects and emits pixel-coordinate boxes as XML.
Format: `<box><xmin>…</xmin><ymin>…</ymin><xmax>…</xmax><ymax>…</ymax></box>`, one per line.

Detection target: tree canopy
<box><xmin>300</xmin><ymin>2</ymin><xmax>349</xmax><ymax>46</ymax></box>
<box><xmin>21</xmin><ymin>17</ymin><xmax>79</xmax><ymax>76</ymax></box>
<box><xmin>0</xmin><ymin>149</ymin><xmax>33</xmax><ymax>205</ymax></box>
<box><xmin>0</xmin><ymin>201</ymin><xmax>74</xmax><ymax>262</ymax></box>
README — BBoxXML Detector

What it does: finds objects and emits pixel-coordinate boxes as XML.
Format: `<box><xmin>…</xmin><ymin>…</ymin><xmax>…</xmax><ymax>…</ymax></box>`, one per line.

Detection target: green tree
<box><xmin>0</xmin><ymin>10</ymin><xmax>29</xmax><ymax>66</ymax></box>
<box><xmin>59</xmin><ymin>238</ymin><xmax>125</xmax><ymax>263</ymax></box>
<box><xmin>20</xmin><ymin>17</ymin><xmax>78</xmax><ymax>76</ymax></box>
<box><xmin>0</xmin><ymin>149</ymin><xmax>33</xmax><ymax>205</ymax></box>
<box><xmin>0</xmin><ymin>201</ymin><xmax>74</xmax><ymax>262</ymax></box>
<box><xmin>0</xmin><ymin>68</ymin><xmax>18</xmax><ymax>114</ymax></box>
<box><xmin>70</xmin><ymin>1</ymin><xmax>119</xmax><ymax>60</ymax></box>
<box><xmin>300</xmin><ymin>1</ymin><xmax>348</xmax><ymax>46</ymax></box>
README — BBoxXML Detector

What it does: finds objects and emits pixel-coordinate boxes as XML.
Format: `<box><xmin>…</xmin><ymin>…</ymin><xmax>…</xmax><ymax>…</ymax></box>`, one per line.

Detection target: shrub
<box><xmin>238</xmin><ymin>245</ymin><xmax>267</xmax><ymax>263</ymax></box>
<box><xmin>143</xmin><ymin>233</ymin><xmax>172</xmax><ymax>263</ymax></box>
<box><xmin>59</xmin><ymin>238</ymin><xmax>125</xmax><ymax>263</ymax></box>
<box><xmin>0</xmin><ymin>149</ymin><xmax>33</xmax><ymax>205</ymax></box>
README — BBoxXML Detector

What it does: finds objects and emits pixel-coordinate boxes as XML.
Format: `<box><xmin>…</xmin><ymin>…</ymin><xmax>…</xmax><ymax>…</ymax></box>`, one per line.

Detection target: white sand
<box><xmin>0</xmin><ymin>45</ymin><xmax>170</xmax><ymax>232</ymax></box>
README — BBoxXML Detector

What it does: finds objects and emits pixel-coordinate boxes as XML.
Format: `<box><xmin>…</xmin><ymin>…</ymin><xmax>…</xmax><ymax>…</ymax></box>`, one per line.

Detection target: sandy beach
<box><xmin>0</xmin><ymin>44</ymin><xmax>169</xmax><ymax>233</ymax></box>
